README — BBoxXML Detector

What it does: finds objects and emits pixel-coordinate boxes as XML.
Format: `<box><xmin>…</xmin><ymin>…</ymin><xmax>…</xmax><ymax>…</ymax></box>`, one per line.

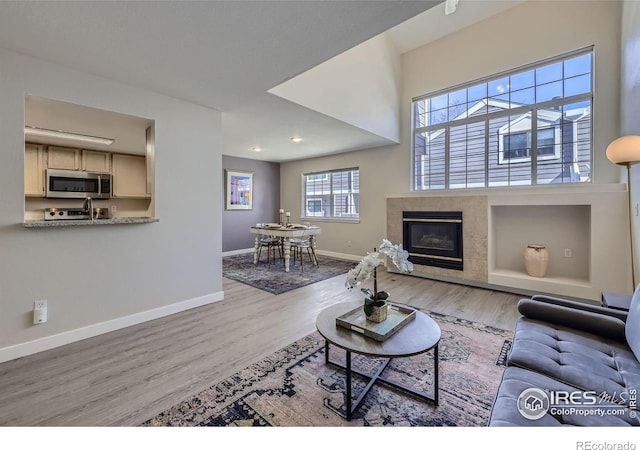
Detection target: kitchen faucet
<box><xmin>83</xmin><ymin>197</ymin><xmax>94</xmax><ymax>221</ymax></box>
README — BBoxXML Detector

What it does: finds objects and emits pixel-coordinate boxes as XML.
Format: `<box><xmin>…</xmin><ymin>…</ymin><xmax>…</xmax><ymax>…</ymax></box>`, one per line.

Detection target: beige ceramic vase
<box><xmin>524</xmin><ymin>244</ymin><xmax>549</xmax><ymax>277</ymax></box>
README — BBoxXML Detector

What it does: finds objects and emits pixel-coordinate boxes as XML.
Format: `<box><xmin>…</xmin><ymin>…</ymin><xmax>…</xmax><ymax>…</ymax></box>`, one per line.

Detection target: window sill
<box><xmin>301</xmin><ymin>217</ymin><xmax>360</xmax><ymax>224</ymax></box>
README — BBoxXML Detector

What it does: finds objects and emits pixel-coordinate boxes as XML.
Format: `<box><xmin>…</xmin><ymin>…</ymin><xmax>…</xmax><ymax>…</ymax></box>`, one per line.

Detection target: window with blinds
<box><xmin>412</xmin><ymin>48</ymin><xmax>593</xmax><ymax>190</ymax></box>
<box><xmin>302</xmin><ymin>168</ymin><xmax>359</xmax><ymax>220</ymax></box>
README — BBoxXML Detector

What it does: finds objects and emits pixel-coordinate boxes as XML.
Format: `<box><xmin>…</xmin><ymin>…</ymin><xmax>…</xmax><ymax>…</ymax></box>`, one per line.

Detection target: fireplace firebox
<box><xmin>402</xmin><ymin>211</ymin><xmax>463</xmax><ymax>271</ymax></box>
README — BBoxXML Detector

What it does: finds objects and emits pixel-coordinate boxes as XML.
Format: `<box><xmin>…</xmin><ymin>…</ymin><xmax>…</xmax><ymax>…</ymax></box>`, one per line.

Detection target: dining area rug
<box><xmin>143</xmin><ymin>311</ymin><xmax>512</xmax><ymax>426</ymax></box>
<box><xmin>222</xmin><ymin>252</ymin><xmax>355</xmax><ymax>295</ymax></box>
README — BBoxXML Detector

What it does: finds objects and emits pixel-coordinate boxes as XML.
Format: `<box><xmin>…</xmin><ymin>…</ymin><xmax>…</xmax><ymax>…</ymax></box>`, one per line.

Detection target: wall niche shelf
<box><xmin>489</xmin><ymin>203</ymin><xmax>596</xmax><ymax>300</ymax></box>
<box><xmin>489</xmin><ymin>269</ymin><xmax>593</xmax><ymax>301</ymax></box>
<box><xmin>487</xmin><ymin>186</ymin><xmax>632</xmax><ymax>301</ymax></box>
<box><xmin>490</xmin><ymin>204</ymin><xmax>591</xmax><ymax>278</ymax></box>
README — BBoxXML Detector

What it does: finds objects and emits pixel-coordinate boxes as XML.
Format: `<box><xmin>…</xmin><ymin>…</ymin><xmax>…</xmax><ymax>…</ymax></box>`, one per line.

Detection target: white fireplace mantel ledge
<box><xmin>387</xmin><ymin>183</ymin><xmax>627</xmax><ymax>199</ymax></box>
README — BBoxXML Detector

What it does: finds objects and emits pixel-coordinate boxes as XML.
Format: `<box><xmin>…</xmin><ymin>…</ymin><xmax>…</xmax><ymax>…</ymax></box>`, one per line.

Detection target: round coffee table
<box><xmin>316</xmin><ymin>300</ymin><xmax>441</xmax><ymax>420</ymax></box>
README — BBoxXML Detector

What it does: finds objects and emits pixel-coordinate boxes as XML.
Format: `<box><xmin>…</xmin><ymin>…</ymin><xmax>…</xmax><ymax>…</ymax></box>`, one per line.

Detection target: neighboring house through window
<box><xmin>413</xmin><ymin>48</ymin><xmax>593</xmax><ymax>190</ymax></box>
<box><xmin>303</xmin><ymin>168</ymin><xmax>359</xmax><ymax>220</ymax></box>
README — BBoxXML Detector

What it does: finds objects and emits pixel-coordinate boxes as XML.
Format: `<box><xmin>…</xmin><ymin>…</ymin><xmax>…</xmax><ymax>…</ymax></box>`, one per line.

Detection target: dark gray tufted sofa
<box><xmin>489</xmin><ymin>285</ymin><xmax>640</xmax><ymax>426</ymax></box>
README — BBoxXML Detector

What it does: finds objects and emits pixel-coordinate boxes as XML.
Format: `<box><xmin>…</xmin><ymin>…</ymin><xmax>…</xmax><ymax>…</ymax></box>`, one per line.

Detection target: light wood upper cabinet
<box><xmin>25</xmin><ymin>144</ymin><xmax>45</xmax><ymax>197</ymax></box>
<box><xmin>112</xmin><ymin>154</ymin><xmax>149</xmax><ymax>198</ymax></box>
<box><xmin>81</xmin><ymin>150</ymin><xmax>111</xmax><ymax>173</ymax></box>
<box><xmin>47</xmin><ymin>146</ymin><xmax>80</xmax><ymax>170</ymax></box>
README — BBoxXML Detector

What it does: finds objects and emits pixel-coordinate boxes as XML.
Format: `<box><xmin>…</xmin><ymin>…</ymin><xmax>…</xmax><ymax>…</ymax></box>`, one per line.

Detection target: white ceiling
<box><xmin>0</xmin><ymin>0</ymin><xmax>523</xmax><ymax>162</ymax></box>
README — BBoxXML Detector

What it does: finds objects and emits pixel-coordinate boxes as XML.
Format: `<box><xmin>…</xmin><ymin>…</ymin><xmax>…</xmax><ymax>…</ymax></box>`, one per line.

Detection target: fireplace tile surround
<box><xmin>388</xmin><ymin>196</ymin><xmax>488</xmax><ymax>282</ymax></box>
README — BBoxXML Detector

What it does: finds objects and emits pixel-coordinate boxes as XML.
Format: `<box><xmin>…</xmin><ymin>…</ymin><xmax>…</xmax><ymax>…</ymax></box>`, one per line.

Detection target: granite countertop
<box><xmin>23</xmin><ymin>217</ymin><xmax>159</xmax><ymax>228</ymax></box>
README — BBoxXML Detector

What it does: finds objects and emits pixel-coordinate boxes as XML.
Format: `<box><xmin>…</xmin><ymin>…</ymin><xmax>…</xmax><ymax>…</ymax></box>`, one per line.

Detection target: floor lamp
<box><xmin>606</xmin><ymin>135</ymin><xmax>640</xmax><ymax>289</ymax></box>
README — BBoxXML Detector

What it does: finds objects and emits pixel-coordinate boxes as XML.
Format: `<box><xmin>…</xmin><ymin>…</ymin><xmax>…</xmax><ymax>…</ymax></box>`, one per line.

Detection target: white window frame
<box><xmin>302</xmin><ymin>168</ymin><xmax>359</xmax><ymax>222</ymax></box>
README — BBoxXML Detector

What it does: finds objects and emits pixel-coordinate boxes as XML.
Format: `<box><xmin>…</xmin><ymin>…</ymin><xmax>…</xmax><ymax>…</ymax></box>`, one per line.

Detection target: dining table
<box><xmin>250</xmin><ymin>224</ymin><xmax>321</xmax><ymax>272</ymax></box>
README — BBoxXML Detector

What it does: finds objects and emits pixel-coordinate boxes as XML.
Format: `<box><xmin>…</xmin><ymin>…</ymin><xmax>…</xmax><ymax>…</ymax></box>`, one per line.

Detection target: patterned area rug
<box><xmin>143</xmin><ymin>311</ymin><xmax>512</xmax><ymax>427</ymax></box>
<box><xmin>223</xmin><ymin>252</ymin><xmax>355</xmax><ymax>295</ymax></box>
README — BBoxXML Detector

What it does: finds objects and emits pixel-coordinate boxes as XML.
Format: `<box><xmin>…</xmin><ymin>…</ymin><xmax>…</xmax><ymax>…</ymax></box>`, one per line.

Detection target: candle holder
<box><xmin>279</xmin><ymin>212</ymin><xmax>284</xmax><ymax>225</ymax></box>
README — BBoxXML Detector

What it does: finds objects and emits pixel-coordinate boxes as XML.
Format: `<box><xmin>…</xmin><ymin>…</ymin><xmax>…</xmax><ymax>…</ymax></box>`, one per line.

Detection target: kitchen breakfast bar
<box><xmin>23</xmin><ymin>217</ymin><xmax>159</xmax><ymax>227</ymax></box>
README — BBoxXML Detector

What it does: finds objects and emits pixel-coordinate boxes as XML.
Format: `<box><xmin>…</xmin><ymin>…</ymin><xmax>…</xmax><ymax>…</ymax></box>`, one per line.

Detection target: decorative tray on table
<box><xmin>336</xmin><ymin>303</ymin><xmax>417</xmax><ymax>342</ymax></box>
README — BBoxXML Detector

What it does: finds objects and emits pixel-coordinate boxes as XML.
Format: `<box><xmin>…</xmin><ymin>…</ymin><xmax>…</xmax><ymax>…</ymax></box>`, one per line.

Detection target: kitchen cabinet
<box><xmin>25</xmin><ymin>144</ymin><xmax>45</xmax><ymax>196</ymax></box>
<box><xmin>81</xmin><ymin>150</ymin><xmax>111</xmax><ymax>173</ymax></box>
<box><xmin>112</xmin><ymin>154</ymin><xmax>149</xmax><ymax>198</ymax></box>
<box><xmin>47</xmin><ymin>146</ymin><xmax>80</xmax><ymax>170</ymax></box>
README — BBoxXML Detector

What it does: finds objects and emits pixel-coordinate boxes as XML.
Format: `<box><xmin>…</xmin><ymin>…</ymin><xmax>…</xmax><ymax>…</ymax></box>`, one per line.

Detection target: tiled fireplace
<box><xmin>387</xmin><ymin>195</ymin><xmax>488</xmax><ymax>283</ymax></box>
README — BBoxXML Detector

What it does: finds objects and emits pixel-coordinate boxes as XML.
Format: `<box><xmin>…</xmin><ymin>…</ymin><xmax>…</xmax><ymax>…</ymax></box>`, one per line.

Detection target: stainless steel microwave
<box><xmin>45</xmin><ymin>169</ymin><xmax>112</xmax><ymax>199</ymax></box>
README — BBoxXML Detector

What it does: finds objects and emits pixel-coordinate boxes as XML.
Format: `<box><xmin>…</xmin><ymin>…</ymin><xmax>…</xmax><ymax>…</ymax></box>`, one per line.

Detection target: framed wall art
<box><xmin>225</xmin><ymin>169</ymin><xmax>253</xmax><ymax>210</ymax></box>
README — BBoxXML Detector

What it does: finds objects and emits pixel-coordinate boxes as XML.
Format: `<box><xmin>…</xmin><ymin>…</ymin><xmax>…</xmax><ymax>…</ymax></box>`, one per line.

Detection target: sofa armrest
<box><xmin>530</xmin><ymin>294</ymin><xmax>629</xmax><ymax>322</ymax></box>
<box><xmin>517</xmin><ymin>298</ymin><xmax>627</xmax><ymax>342</ymax></box>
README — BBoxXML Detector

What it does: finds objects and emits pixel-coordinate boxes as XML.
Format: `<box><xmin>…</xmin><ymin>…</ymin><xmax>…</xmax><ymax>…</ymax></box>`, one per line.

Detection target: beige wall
<box><xmin>0</xmin><ymin>48</ymin><xmax>223</xmax><ymax>361</ymax></box>
<box><xmin>280</xmin><ymin>146</ymin><xmax>403</xmax><ymax>257</ymax></box>
<box><xmin>280</xmin><ymin>1</ymin><xmax>623</xmax><ymax>260</ymax></box>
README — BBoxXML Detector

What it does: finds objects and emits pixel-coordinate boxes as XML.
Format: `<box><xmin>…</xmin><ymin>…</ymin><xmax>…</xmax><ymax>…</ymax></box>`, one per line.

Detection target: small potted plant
<box><xmin>361</xmin><ymin>287</ymin><xmax>389</xmax><ymax>322</ymax></box>
<box><xmin>345</xmin><ymin>239</ymin><xmax>413</xmax><ymax>322</ymax></box>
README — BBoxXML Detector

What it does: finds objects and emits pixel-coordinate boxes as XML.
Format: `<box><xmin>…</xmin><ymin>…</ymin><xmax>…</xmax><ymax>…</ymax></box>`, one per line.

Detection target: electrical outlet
<box><xmin>110</xmin><ymin>205</ymin><xmax>117</xmax><ymax>213</ymax></box>
<box><xmin>33</xmin><ymin>299</ymin><xmax>47</xmax><ymax>325</ymax></box>
<box><xmin>564</xmin><ymin>248</ymin><xmax>572</xmax><ymax>258</ymax></box>
<box><xmin>347</xmin><ymin>240</ymin><xmax>352</xmax><ymax>247</ymax></box>
<box><xmin>34</xmin><ymin>299</ymin><xmax>47</xmax><ymax>310</ymax></box>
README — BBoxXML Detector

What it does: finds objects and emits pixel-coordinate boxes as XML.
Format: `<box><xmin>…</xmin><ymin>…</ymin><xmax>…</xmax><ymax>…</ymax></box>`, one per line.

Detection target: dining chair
<box><xmin>290</xmin><ymin>231</ymin><xmax>318</xmax><ymax>273</ymax></box>
<box><xmin>256</xmin><ymin>232</ymin><xmax>283</xmax><ymax>270</ymax></box>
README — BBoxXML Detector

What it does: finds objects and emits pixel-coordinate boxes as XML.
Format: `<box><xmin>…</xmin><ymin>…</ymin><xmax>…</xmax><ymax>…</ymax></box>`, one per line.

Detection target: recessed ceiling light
<box><xmin>290</xmin><ymin>137</ymin><xmax>303</xmax><ymax>143</ymax></box>
<box><xmin>251</xmin><ymin>146</ymin><xmax>262</xmax><ymax>152</ymax></box>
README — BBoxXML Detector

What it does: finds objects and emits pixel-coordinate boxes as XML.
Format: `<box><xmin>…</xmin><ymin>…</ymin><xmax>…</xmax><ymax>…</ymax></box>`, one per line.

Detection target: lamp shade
<box><xmin>606</xmin><ymin>135</ymin><xmax>640</xmax><ymax>165</ymax></box>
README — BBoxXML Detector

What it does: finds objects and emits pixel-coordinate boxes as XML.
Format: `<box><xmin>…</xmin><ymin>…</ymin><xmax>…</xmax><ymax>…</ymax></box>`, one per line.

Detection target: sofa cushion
<box><xmin>530</xmin><ymin>295</ymin><xmax>628</xmax><ymax>322</ymax></box>
<box><xmin>489</xmin><ymin>367</ymin><xmax>639</xmax><ymax>426</ymax></box>
<box><xmin>518</xmin><ymin>298</ymin><xmax>626</xmax><ymax>341</ymax></box>
<box><xmin>507</xmin><ymin>318</ymin><xmax>640</xmax><ymax>406</ymax></box>
<box><xmin>626</xmin><ymin>284</ymin><xmax>640</xmax><ymax>361</ymax></box>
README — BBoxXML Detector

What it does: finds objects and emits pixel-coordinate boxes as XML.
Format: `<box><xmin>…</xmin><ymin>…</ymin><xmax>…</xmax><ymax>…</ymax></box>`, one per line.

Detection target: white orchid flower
<box><xmin>379</xmin><ymin>240</ymin><xmax>414</xmax><ymax>273</ymax></box>
<box><xmin>345</xmin><ymin>240</ymin><xmax>412</xmax><ymax>291</ymax></box>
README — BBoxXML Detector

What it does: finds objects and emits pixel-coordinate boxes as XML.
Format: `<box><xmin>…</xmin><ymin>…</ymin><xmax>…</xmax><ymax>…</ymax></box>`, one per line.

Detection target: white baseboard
<box><xmin>224</xmin><ymin>247</ymin><xmax>360</xmax><ymax>262</ymax></box>
<box><xmin>316</xmin><ymin>249</ymin><xmax>360</xmax><ymax>262</ymax></box>
<box><xmin>0</xmin><ymin>291</ymin><xmax>224</xmax><ymax>364</ymax></box>
<box><xmin>222</xmin><ymin>248</ymin><xmax>254</xmax><ymax>257</ymax></box>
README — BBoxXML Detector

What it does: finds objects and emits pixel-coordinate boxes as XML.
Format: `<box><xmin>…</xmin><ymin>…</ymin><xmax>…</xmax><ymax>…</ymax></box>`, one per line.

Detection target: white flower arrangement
<box><xmin>345</xmin><ymin>239</ymin><xmax>413</xmax><ymax>315</ymax></box>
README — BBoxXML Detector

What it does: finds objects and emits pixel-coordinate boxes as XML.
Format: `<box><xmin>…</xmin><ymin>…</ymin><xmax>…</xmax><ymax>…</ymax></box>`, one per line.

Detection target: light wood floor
<box><xmin>0</xmin><ymin>269</ymin><xmax>522</xmax><ymax>426</ymax></box>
